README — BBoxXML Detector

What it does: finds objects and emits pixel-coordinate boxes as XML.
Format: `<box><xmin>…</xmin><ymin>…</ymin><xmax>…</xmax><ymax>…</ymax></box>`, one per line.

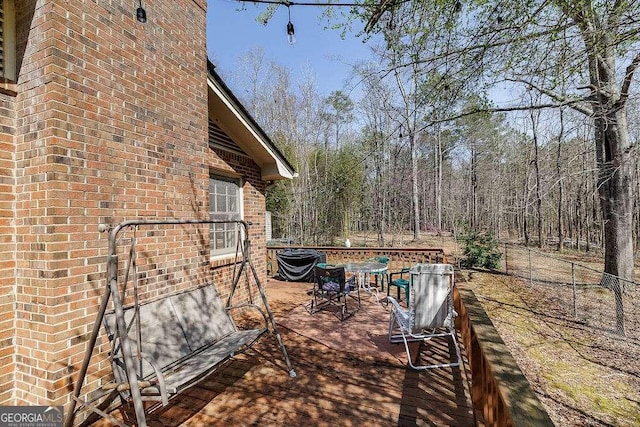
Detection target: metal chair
<box><xmin>316</xmin><ymin>262</ymin><xmax>335</xmax><ymax>269</ymax></box>
<box><xmin>387</xmin><ymin>266</ymin><xmax>411</xmax><ymax>305</ymax></box>
<box><xmin>387</xmin><ymin>263</ymin><xmax>461</xmax><ymax>369</ymax></box>
<box><xmin>309</xmin><ymin>266</ymin><xmax>360</xmax><ymax>321</ymax></box>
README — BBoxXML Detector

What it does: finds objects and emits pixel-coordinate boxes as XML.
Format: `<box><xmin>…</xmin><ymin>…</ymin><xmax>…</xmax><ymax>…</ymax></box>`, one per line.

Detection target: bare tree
<box><xmin>528</xmin><ymin>106</ymin><xmax>544</xmax><ymax>248</ymax></box>
<box><xmin>358</xmin><ymin>65</ymin><xmax>397</xmax><ymax>245</ymax></box>
<box><xmin>363</xmin><ymin>0</ymin><xmax>640</xmax><ymax>281</ymax></box>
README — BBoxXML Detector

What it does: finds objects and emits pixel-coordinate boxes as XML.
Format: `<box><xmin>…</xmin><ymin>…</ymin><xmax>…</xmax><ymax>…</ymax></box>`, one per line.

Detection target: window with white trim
<box><xmin>209</xmin><ymin>174</ymin><xmax>242</xmax><ymax>257</ymax></box>
<box><xmin>0</xmin><ymin>0</ymin><xmax>16</xmax><ymax>81</ymax></box>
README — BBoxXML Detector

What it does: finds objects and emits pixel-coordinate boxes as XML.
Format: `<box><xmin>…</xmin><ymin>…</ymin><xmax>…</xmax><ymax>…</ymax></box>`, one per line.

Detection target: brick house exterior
<box><xmin>0</xmin><ymin>0</ymin><xmax>294</xmax><ymax>417</ymax></box>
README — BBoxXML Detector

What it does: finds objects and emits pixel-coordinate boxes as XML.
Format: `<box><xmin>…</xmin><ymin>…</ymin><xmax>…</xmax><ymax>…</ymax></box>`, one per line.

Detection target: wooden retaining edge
<box><xmin>454</xmin><ymin>287</ymin><xmax>555</xmax><ymax>427</ymax></box>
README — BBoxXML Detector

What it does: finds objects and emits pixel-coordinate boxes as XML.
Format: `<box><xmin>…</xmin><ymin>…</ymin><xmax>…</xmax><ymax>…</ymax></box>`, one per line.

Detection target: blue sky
<box><xmin>205</xmin><ymin>1</ymin><xmax>517</xmax><ymax>108</ymax></box>
<box><xmin>206</xmin><ymin>0</ymin><xmax>375</xmax><ymax>97</ymax></box>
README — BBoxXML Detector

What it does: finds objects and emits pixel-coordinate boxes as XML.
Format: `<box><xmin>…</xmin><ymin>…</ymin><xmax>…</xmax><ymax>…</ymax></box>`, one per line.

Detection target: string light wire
<box><xmin>233</xmin><ymin>0</ymin><xmax>375</xmax><ymax>7</ymax></box>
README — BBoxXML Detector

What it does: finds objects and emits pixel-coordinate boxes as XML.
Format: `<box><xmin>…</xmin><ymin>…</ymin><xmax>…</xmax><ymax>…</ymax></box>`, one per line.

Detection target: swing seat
<box><xmin>103</xmin><ymin>284</ymin><xmax>269</xmax><ymax>405</ymax></box>
<box><xmin>67</xmin><ymin>219</ymin><xmax>296</xmax><ymax>427</ymax></box>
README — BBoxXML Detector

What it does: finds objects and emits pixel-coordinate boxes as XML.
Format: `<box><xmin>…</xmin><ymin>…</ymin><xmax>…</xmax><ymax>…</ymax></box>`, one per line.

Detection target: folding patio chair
<box><xmin>386</xmin><ymin>263</ymin><xmax>461</xmax><ymax>369</ymax></box>
<box><xmin>309</xmin><ymin>265</ymin><xmax>360</xmax><ymax>321</ymax></box>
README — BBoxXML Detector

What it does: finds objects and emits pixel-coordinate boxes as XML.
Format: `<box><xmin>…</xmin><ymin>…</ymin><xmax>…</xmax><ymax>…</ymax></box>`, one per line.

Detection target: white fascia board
<box><xmin>207</xmin><ymin>78</ymin><xmax>296</xmax><ymax>180</ymax></box>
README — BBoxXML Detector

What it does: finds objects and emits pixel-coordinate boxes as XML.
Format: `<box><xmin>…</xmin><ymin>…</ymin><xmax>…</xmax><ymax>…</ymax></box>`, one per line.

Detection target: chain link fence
<box><xmin>503</xmin><ymin>244</ymin><xmax>638</xmax><ymax>339</ymax></box>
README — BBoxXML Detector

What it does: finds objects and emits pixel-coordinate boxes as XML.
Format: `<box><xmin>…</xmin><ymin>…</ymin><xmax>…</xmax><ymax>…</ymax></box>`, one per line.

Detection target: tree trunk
<box><xmin>436</xmin><ymin>130</ymin><xmax>443</xmax><ymax>231</ymax></box>
<box><xmin>595</xmin><ymin>111</ymin><xmax>634</xmax><ymax>282</ymax></box>
<box><xmin>522</xmin><ymin>153</ymin><xmax>531</xmax><ymax>246</ymax></box>
<box><xmin>556</xmin><ymin>110</ymin><xmax>564</xmax><ymax>251</ymax></box>
<box><xmin>410</xmin><ymin>132</ymin><xmax>420</xmax><ymax>240</ymax></box>
<box><xmin>583</xmin><ymin>20</ymin><xmax>635</xmax><ymax>281</ymax></box>
<box><xmin>529</xmin><ymin>109</ymin><xmax>543</xmax><ymax>248</ymax></box>
<box><xmin>471</xmin><ymin>144</ymin><xmax>478</xmax><ymax>231</ymax></box>
<box><xmin>375</xmin><ymin>147</ymin><xmax>385</xmax><ymax>246</ymax></box>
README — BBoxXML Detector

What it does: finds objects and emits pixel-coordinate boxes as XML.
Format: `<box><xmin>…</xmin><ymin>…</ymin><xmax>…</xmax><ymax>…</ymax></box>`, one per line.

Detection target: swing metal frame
<box><xmin>65</xmin><ymin>219</ymin><xmax>295</xmax><ymax>427</ymax></box>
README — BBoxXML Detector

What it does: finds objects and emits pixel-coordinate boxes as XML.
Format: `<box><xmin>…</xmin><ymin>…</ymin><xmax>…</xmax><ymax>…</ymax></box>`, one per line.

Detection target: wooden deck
<box><xmin>99</xmin><ymin>279</ymin><xmax>479</xmax><ymax>426</ymax></box>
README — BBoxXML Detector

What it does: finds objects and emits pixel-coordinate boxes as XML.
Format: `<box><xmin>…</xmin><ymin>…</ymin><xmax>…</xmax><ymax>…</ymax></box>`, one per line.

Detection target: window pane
<box><xmin>225</xmin><ymin>230</ymin><xmax>235</xmax><ymax>249</ymax></box>
<box><xmin>215</xmin><ymin>233</ymin><xmax>225</xmax><ymax>250</ymax></box>
<box><xmin>209</xmin><ymin>175</ymin><xmax>241</xmax><ymax>256</ymax></box>
<box><xmin>229</xmin><ymin>194</ymin><xmax>237</xmax><ymax>213</ymax></box>
<box><xmin>217</xmin><ymin>195</ymin><xmax>227</xmax><ymax>212</ymax></box>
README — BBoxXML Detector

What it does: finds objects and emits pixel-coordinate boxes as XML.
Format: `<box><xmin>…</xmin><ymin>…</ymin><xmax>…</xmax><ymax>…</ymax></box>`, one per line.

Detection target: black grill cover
<box><xmin>276</xmin><ymin>249</ymin><xmax>327</xmax><ymax>282</ymax></box>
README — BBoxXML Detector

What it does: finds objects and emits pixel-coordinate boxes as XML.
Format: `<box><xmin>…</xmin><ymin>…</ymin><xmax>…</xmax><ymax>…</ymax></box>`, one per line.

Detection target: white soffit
<box><xmin>207</xmin><ymin>77</ymin><xmax>296</xmax><ymax>181</ymax></box>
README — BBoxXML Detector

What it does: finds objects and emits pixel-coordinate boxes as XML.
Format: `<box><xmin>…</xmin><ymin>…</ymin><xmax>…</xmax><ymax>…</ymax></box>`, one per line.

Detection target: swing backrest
<box><xmin>104</xmin><ymin>284</ymin><xmax>237</xmax><ymax>379</ymax></box>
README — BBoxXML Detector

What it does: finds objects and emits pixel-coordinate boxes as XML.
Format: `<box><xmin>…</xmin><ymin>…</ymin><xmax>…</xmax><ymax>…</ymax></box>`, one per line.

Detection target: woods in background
<box><xmin>230</xmin><ymin>47</ymin><xmax>610</xmax><ymax>252</ymax></box>
<box><xmin>221</xmin><ymin>1</ymin><xmax>640</xmax><ymax>282</ymax></box>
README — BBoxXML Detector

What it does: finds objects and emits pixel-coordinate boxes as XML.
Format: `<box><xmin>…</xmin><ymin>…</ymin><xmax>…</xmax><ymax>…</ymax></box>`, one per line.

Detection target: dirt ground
<box><xmin>352</xmin><ymin>232</ymin><xmax>640</xmax><ymax>426</ymax></box>
<box><xmin>462</xmin><ymin>270</ymin><xmax>640</xmax><ymax>426</ymax></box>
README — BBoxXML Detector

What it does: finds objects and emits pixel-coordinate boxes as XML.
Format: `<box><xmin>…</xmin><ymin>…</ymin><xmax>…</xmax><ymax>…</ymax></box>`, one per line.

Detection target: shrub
<box><xmin>459</xmin><ymin>230</ymin><xmax>502</xmax><ymax>269</ymax></box>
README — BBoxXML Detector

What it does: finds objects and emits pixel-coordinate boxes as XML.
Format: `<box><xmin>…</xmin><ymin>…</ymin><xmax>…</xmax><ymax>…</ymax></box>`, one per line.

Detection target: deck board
<box><xmin>93</xmin><ymin>279</ymin><xmax>479</xmax><ymax>426</ymax></box>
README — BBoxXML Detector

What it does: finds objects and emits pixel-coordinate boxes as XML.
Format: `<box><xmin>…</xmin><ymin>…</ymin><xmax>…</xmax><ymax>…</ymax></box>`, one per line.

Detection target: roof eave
<box><xmin>207</xmin><ymin>62</ymin><xmax>297</xmax><ymax>181</ymax></box>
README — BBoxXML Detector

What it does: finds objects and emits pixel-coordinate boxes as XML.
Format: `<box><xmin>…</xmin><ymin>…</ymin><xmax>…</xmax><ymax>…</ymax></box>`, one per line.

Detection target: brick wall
<box><xmin>1</xmin><ymin>0</ymin><xmax>273</xmax><ymax>416</ymax></box>
<box><xmin>4</xmin><ymin>0</ymin><xmax>248</xmax><ymax>412</ymax></box>
<box><xmin>0</xmin><ymin>0</ymin><xmax>33</xmax><ymax>406</ymax></box>
<box><xmin>0</xmin><ymin>92</ymin><xmax>16</xmax><ymax>405</ymax></box>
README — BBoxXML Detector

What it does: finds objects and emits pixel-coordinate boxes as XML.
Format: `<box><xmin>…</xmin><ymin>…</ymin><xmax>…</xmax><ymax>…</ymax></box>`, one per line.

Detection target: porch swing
<box><xmin>65</xmin><ymin>219</ymin><xmax>296</xmax><ymax>427</ymax></box>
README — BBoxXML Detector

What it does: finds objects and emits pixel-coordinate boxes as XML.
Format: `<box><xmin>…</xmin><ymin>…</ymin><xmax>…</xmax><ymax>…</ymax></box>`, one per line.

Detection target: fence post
<box><xmin>504</xmin><ymin>243</ymin><xmax>508</xmax><ymax>274</ymax></box>
<box><xmin>529</xmin><ymin>248</ymin><xmax>533</xmax><ymax>286</ymax></box>
<box><xmin>571</xmin><ymin>263</ymin><xmax>577</xmax><ymax>320</ymax></box>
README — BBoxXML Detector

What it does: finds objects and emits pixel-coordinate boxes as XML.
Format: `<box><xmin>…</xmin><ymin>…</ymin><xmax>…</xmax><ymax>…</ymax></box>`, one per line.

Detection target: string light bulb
<box><xmin>136</xmin><ymin>0</ymin><xmax>147</xmax><ymax>23</ymax></box>
<box><xmin>286</xmin><ymin>5</ymin><xmax>295</xmax><ymax>45</ymax></box>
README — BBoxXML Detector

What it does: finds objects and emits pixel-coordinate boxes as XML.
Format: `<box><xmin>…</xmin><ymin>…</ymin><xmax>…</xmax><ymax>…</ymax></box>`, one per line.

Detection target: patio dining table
<box><xmin>338</xmin><ymin>262</ymin><xmax>388</xmax><ymax>301</ymax></box>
